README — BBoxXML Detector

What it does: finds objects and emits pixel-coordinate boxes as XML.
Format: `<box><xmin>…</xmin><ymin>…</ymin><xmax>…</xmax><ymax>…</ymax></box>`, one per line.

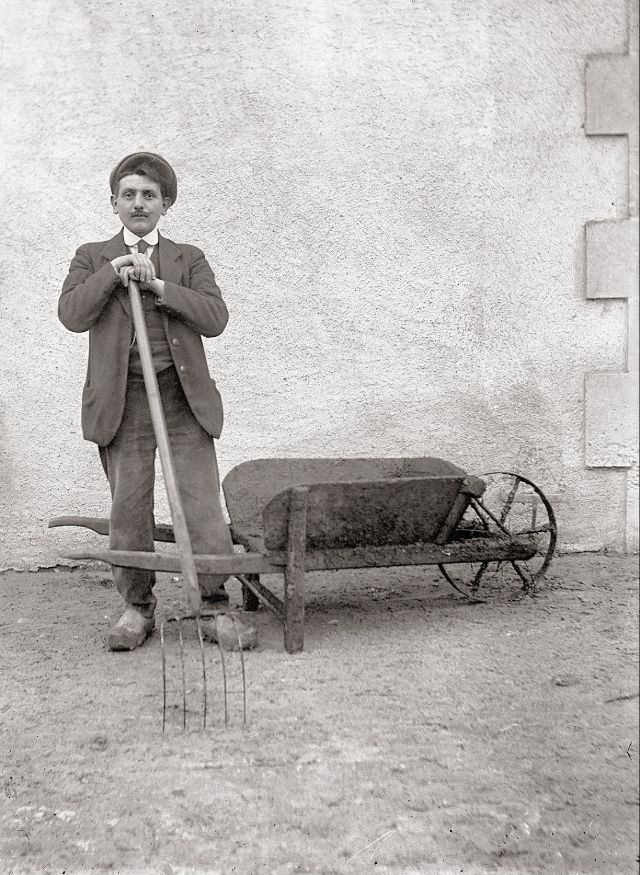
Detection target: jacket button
<box><xmin>179</xmin><ymin>365</ymin><xmax>187</xmax><ymax>374</ymax></box>
<box><xmin>172</xmin><ymin>338</ymin><xmax>180</xmax><ymax>346</ymax></box>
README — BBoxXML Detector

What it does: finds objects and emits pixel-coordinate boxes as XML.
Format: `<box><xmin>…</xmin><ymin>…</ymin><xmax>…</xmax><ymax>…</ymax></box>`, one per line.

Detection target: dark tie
<box><xmin>136</xmin><ymin>240</ymin><xmax>151</xmax><ymax>299</ymax></box>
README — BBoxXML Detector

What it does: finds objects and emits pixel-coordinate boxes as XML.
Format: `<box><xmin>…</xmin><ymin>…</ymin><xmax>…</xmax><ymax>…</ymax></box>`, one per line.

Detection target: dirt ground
<box><xmin>0</xmin><ymin>554</ymin><xmax>637</xmax><ymax>875</ymax></box>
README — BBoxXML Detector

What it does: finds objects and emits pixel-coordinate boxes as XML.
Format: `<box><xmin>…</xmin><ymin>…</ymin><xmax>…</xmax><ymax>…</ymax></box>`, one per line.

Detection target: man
<box><xmin>59</xmin><ymin>152</ymin><xmax>256</xmax><ymax>651</ymax></box>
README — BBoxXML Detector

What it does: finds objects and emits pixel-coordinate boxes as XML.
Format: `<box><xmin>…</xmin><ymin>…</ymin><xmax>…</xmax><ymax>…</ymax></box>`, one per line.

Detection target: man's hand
<box><xmin>111</xmin><ymin>252</ymin><xmax>156</xmax><ymax>285</ymax></box>
<box><xmin>139</xmin><ymin>278</ymin><xmax>165</xmax><ymax>297</ymax></box>
<box><xmin>116</xmin><ymin>268</ymin><xmax>165</xmax><ymax>297</ymax></box>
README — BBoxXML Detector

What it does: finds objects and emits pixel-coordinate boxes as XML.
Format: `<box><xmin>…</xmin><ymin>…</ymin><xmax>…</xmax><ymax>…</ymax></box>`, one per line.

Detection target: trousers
<box><xmin>100</xmin><ymin>367</ymin><xmax>233</xmax><ymax>617</ymax></box>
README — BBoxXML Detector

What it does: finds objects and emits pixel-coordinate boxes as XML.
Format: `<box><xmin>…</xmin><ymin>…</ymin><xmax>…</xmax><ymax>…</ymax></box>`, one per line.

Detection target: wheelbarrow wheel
<box><xmin>438</xmin><ymin>472</ymin><xmax>557</xmax><ymax>601</ymax></box>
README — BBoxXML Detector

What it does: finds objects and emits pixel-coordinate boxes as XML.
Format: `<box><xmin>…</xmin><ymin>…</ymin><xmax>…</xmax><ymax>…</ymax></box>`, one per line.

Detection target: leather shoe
<box><xmin>199</xmin><ymin>611</ymin><xmax>258</xmax><ymax>651</ymax></box>
<box><xmin>107</xmin><ymin>608</ymin><xmax>155</xmax><ymax>651</ymax></box>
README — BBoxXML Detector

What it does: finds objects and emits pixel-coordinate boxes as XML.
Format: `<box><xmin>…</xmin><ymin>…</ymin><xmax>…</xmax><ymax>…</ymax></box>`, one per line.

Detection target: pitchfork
<box><xmin>128</xmin><ymin>278</ymin><xmax>248</xmax><ymax>730</ymax></box>
<box><xmin>61</xmin><ymin>278</ymin><xmax>248</xmax><ymax>731</ymax></box>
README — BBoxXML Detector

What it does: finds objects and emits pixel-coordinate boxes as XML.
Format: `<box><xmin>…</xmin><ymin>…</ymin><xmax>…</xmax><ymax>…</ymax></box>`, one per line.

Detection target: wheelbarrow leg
<box><xmin>242</xmin><ymin>574</ymin><xmax>261</xmax><ymax>611</ymax></box>
<box><xmin>284</xmin><ymin>565</ymin><xmax>305</xmax><ymax>653</ymax></box>
<box><xmin>283</xmin><ymin>486</ymin><xmax>308</xmax><ymax>654</ymax></box>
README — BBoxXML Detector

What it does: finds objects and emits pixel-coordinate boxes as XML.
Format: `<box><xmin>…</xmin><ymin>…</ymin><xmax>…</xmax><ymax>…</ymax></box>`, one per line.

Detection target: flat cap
<box><xmin>110</xmin><ymin>152</ymin><xmax>178</xmax><ymax>204</ymax></box>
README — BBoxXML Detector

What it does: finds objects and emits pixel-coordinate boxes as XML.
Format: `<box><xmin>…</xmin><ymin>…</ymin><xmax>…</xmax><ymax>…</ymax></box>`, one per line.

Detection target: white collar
<box><xmin>123</xmin><ymin>227</ymin><xmax>159</xmax><ymax>247</ymax></box>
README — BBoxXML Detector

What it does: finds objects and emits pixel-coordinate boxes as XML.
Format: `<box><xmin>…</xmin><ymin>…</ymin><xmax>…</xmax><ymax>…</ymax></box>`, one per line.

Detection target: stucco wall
<box><xmin>0</xmin><ymin>0</ymin><xmax>636</xmax><ymax>569</ymax></box>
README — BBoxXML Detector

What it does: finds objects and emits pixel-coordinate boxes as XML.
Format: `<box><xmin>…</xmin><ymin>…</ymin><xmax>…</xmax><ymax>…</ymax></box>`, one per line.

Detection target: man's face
<box><xmin>111</xmin><ymin>174</ymin><xmax>171</xmax><ymax>236</ymax></box>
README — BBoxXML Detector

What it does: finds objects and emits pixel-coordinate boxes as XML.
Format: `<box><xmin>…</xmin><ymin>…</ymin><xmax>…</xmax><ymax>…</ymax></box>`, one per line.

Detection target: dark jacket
<box><xmin>59</xmin><ymin>231</ymin><xmax>228</xmax><ymax>446</ymax></box>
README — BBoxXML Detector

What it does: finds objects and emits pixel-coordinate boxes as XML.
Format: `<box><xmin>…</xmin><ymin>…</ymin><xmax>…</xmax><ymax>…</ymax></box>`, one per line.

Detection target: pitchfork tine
<box><xmin>177</xmin><ymin>619</ymin><xmax>187</xmax><ymax>731</ymax></box>
<box><xmin>195</xmin><ymin>617</ymin><xmax>208</xmax><ymax>730</ymax></box>
<box><xmin>227</xmin><ymin>613</ymin><xmax>248</xmax><ymax>726</ymax></box>
<box><xmin>214</xmin><ymin>615</ymin><xmax>230</xmax><ymax>727</ymax></box>
<box><xmin>160</xmin><ymin>621</ymin><xmax>168</xmax><ymax>734</ymax></box>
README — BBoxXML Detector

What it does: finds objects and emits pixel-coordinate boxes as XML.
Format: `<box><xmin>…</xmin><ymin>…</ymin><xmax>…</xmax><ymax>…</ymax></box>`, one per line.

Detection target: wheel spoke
<box><xmin>470</xmin><ymin>501</ymin><xmax>491</xmax><ymax>531</ymax></box>
<box><xmin>471</xmin><ymin>561</ymin><xmax>489</xmax><ymax>593</ymax></box>
<box><xmin>437</xmin><ymin>564</ymin><xmax>486</xmax><ymax>604</ymax></box>
<box><xmin>471</xmin><ymin>498</ymin><xmax>511</xmax><ymax>537</ymax></box>
<box><xmin>510</xmin><ymin>560</ymin><xmax>532</xmax><ymax>592</ymax></box>
<box><xmin>513</xmin><ymin>524</ymin><xmax>553</xmax><ymax>536</ymax></box>
<box><xmin>499</xmin><ymin>476</ymin><xmax>521</xmax><ymax>524</ymax></box>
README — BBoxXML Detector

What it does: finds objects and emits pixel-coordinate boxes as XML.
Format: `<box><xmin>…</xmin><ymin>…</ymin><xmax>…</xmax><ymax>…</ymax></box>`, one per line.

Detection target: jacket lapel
<box><xmin>100</xmin><ymin>230</ymin><xmax>128</xmax><ymax>262</ymax></box>
<box><xmin>158</xmin><ymin>235</ymin><xmax>183</xmax><ymax>286</ymax></box>
<box><xmin>100</xmin><ymin>231</ymin><xmax>131</xmax><ymax>315</ymax></box>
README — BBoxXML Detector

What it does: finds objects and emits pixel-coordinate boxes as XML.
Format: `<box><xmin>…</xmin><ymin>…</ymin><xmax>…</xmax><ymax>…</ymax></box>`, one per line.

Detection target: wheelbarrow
<box><xmin>52</xmin><ymin>455</ymin><xmax>557</xmax><ymax>655</ymax></box>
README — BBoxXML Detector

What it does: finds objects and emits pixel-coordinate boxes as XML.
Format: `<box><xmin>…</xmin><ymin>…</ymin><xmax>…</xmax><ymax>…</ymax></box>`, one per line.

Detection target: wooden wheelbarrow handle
<box><xmin>128</xmin><ymin>278</ymin><xmax>202</xmax><ymax>614</ymax></box>
<box><xmin>48</xmin><ymin>516</ymin><xmax>176</xmax><ymax>543</ymax></box>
